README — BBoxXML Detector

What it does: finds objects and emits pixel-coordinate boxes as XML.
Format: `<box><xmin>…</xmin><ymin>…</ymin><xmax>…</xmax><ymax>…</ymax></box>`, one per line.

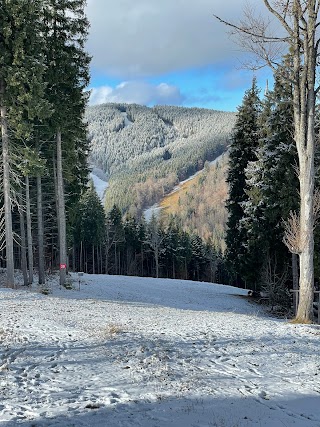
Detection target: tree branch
<box><xmin>213</xmin><ymin>14</ymin><xmax>290</xmax><ymax>42</ymax></box>
<box><xmin>262</xmin><ymin>0</ymin><xmax>296</xmax><ymax>37</ymax></box>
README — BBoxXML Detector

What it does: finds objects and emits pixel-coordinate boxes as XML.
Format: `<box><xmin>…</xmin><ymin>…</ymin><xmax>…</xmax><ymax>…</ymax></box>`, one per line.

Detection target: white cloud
<box><xmin>89</xmin><ymin>81</ymin><xmax>185</xmax><ymax>106</ymax></box>
<box><xmin>85</xmin><ymin>0</ymin><xmax>269</xmax><ymax>79</ymax></box>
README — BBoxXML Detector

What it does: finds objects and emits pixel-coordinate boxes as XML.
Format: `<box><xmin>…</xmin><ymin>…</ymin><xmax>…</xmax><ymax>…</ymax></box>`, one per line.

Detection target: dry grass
<box><xmin>289</xmin><ymin>318</ymin><xmax>313</xmax><ymax>325</ymax></box>
<box><xmin>160</xmin><ymin>179</ymin><xmax>197</xmax><ymax>212</ymax></box>
<box><xmin>96</xmin><ymin>323</ymin><xmax>124</xmax><ymax>340</ymax></box>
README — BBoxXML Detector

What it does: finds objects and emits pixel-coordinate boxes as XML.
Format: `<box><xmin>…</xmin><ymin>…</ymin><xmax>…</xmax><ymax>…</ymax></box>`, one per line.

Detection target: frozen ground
<box><xmin>0</xmin><ymin>274</ymin><xmax>319</xmax><ymax>426</ymax></box>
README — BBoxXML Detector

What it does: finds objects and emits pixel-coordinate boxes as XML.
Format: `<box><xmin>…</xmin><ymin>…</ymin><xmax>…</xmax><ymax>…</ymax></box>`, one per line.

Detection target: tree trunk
<box><xmin>155</xmin><ymin>247</ymin><xmax>159</xmax><ymax>278</ymax></box>
<box><xmin>0</xmin><ymin>80</ymin><xmax>14</xmax><ymax>288</ymax></box>
<box><xmin>19</xmin><ymin>198</ymin><xmax>28</xmax><ymax>286</ymax></box>
<box><xmin>105</xmin><ymin>245</ymin><xmax>109</xmax><ymax>274</ymax></box>
<box><xmin>92</xmin><ymin>244</ymin><xmax>95</xmax><ymax>274</ymax></box>
<box><xmin>25</xmin><ymin>176</ymin><xmax>34</xmax><ymax>284</ymax></box>
<box><xmin>56</xmin><ymin>129</ymin><xmax>67</xmax><ymax>287</ymax></box>
<box><xmin>291</xmin><ymin>3</ymin><xmax>316</xmax><ymax>323</ymax></box>
<box><xmin>37</xmin><ymin>174</ymin><xmax>45</xmax><ymax>285</ymax></box>
<box><xmin>296</xmin><ymin>153</ymin><xmax>315</xmax><ymax>322</ymax></box>
<box><xmin>292</xmin><ymin>253</ymin><xmax>299</xmax><ymax>314</ymax></box>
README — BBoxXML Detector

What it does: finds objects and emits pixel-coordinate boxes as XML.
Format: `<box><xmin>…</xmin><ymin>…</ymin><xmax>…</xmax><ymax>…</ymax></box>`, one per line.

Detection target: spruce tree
<box><xmin>245</xmin><ymin>64</ymin><xmax>298</xmax><ymax>294</ymax></box>
<box><xmin>0</xmin><ymin>0</ymin><xmax>49</xmax><ymax>287</ymax></box>
<box><xmin>75</xmin><ymin>182</ymin><xmax>105</xmax><ymax>273</ymax></box>
<box><xmin>43</xmin><ymin>0</ymin><xmax>90</xmax><ymax>285</ymax></box>
<box><xmin>225</xmin><ymin>78</ymin><xmax>261</xmax><ymax>286</ymax></box>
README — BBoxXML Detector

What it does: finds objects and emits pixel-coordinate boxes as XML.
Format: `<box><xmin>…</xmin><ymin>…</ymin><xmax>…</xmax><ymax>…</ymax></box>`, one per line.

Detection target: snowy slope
<box><xmin>89</xmin><ymin>167</ymin><xmax>109</xmax><ymax>204</ymax></box>
<box><xmin>0</xmin><ymin>274</ymin><xmax>320</xmax><ymax>426</ymax></box>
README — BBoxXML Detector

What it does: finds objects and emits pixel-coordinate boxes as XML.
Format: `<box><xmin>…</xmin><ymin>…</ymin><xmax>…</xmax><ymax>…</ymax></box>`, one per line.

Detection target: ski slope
<box><xmin>0</xmin><ymin>274</ymin><xmax>319</xmax><ymax>426</ymax></box>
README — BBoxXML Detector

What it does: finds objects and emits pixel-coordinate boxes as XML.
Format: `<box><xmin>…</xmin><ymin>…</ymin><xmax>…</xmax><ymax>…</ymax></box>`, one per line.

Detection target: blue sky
<box><xmin>85</xmin><ymin>0</ymin><xmax>274</xmax><ymax>112</ymax></box>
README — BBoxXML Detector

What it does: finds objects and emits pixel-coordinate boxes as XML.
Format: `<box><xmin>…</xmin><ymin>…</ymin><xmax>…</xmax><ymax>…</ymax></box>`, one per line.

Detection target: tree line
<box><xmin>71</xmin><ymin>183</ymin><xmax>226</xmax><ymax>283</ymax></box>
<box><xmin>226</xmin><ymin>59</ymin><xmax>320</xmax><ymax>314</ymax></box>
<box><xmin>0</xmin><ymin>0</ymin><xmax>90</xmax><ymax>288</ymax></box>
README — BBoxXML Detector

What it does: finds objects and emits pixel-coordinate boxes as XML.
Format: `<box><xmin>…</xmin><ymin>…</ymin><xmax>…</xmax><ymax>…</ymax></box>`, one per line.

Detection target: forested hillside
<box><xmin>86</xmin><ymin>104</ymin><xmax>236</xmax><ymax>215</ymax></box>
<box><xmin>160</xmin><ymin>153</ymin><xmax>229</xmax><ymax>253</ymax></box>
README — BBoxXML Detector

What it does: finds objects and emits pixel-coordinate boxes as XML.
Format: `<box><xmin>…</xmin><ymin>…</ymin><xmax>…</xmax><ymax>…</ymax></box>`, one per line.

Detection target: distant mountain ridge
<box><xmin>86</xmin><ymin>103</ymin><xmax>236</xmax><ymax>215</ymax></box>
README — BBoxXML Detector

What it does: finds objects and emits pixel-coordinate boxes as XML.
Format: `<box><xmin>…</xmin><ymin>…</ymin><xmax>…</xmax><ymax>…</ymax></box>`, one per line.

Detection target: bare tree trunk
<box><xmin>292</xmin><ymin>253</ymin><xmax>299</xmax><ymax>314</ymax></box>
<box><xmin>105</xmin><ymin>245</ymin><xmax>109</xmax><ymax>274</ymax></box>
<box><xmin>296</xmin><ymin>153</ymin><xmax>315</xmax><ymax>321</ymax></box>
<box><xmin>141</xmin><ymin>244</ymin><xmax>144</xmax><ymax>276</ymax></box>
<box><xmin>19</xmin><ymin>193</ymin><xmax>28</xmax><ymax>286</ymax></box>
<box><xmin>292</xmin><ymin>2</ymin><xmax>316</xmax><ymax>322</ymax></box>
<box><xmin>37</xmin><ymin>174</ymin><xmax>45</xmax><ymax>285</ymax></box>
<box><xmin>80</xmin><ymin>241</ymin><xmax>83</xmax><ymax>272</ymax></box>
<box><xmin>0</xmin><ymin>80</ymin><xmax>14</xmax><ymax>288</ymax></box>
<box><xmin>155</xmin><ymin>247</ymin><xmax>159</xmax><ymax>278</ymax></box>
<box><xmin>92</xmin><ymin>244</ymin><xmax>95</xmax><ymax>274</ymax></box>
<box><xmin>25</xmin><ymin>176</ymin><xmax>34</xmax><ymax>284</ymax></box>
<box><xmin>56</xmin><ymin>129</ymin><xmax>67</xmax><ymax>287</ymax></box>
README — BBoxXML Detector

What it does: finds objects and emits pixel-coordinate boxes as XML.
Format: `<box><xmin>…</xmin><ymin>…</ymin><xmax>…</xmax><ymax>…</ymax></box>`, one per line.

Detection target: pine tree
<box><xmin>225</xmin><ymin>78</ymin><xmax>261</xmax><ymax>286</ymax></box>
<box><xmin>0</xmin><ymin>0</ymin><xmax>49</xmax><ymax>287</ymax></box>
<box><xmin>43</xmin><ymin>0</ymin><xmax>90</xmax><ymax>285</ymax></box>
<box><xmin>242</xmin><ymin>60</ymin><xmax>299</xmax><ymax>303</ymax></box>
<box><xmin>74</xmin><ymin>182</ymin><xmax>105</xmax><ymax>273</ymax></box>
<box><xmin>147</xmin><ymin>215</ymin><xmax>164</xmax><ymax>278</ymax></box>
<box><xmin>106</xmin><ymin>205</ymin><xmax>125</xmax><ymax>275</ymax></box>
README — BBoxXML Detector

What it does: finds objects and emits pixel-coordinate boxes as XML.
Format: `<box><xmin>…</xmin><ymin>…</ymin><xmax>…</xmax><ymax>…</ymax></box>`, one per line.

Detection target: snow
<box><xmin>89</xmin><ymin>167</ymin><xmax>109</xmax><ymax>204</ymax></box>
<box><xmin>143</xmin><ymin>204</ymin><xmax>163</xmax><ymax>222</ymax></box>
<box><xmin>121</xmin><ymin>112</ymin><xmax>133</xmax><ymax>128</ymax></box>
<box><xmin>0</xmin><ymin>274</ymin><xmax>320</xmax><ymax>427</ymax></box>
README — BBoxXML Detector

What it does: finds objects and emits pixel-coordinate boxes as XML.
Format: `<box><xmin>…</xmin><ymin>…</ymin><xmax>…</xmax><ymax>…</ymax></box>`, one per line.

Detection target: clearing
<box><xmin>0</xmin><ymin>274</ymin><xmax>319</xmax><ymax>426</ymax></box>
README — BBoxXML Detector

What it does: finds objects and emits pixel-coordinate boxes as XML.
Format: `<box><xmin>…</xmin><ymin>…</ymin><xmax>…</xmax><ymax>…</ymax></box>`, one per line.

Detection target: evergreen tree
<box><xmin>106</xmin><ymin>205</ymin><xmax>125</xmax><ymax>275</ymax></box>
<box><xmin>75</xmin><ymin>182</ymin><xmax>105</xmax><ymax>274</ymax></box>
<box><xmin>244</xmin><ymin>62</ymin><xmax>298</xmax><ymax>296</ymax></box>
<box><xmin>225</xmin><ymin>78</ymin><xmax>261</xmax><ymax>286</ymax></box>
<box><xmin>0</xmin><ymin>0</ymin><xmax>49</xmax><ymax>287</ymax></box>
<box><xmin>43</xmin><ymin>0</ymin><xmax>90</xmax><ymax>285</ymax></box>
<box><xmin>123</xmin><ymin>214</ymin><xmax>140</xmax><ymax>275</ymax></box>
<box><xmin>146</xmin><ymin>215</ymin><xmax>165</xmax><ymax>278</ymax></box>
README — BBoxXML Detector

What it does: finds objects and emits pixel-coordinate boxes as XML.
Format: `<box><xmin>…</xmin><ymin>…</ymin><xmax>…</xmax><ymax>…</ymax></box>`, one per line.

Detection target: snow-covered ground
<box><xmin>121</xmin><ymin>111</ymin><xmax>133</xmax><ymax>128</ymax></box>
<box><xmin>0</xmin><ymin>274</ymin><xmax>320</xmax><ymax>427</ymax></box>
<box><xmin>143</xmin><ymin>204</ymin><xmax>163</xmax><ymax>222</ymax></box>
<box><xmin>89</xmin><ymin>167</ymin><xmax>109</xmax><ymax>204</ymax></box>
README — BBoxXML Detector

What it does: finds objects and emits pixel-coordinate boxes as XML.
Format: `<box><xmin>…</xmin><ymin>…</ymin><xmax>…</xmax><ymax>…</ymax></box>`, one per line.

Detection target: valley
<box><xmin>86</xmin><ymin>103</ymin><xmax>235</xmax><ymax>219</ymax></box>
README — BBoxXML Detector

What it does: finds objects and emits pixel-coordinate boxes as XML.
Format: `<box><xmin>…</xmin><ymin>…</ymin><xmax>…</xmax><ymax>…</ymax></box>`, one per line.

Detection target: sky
<box><xmin>85</xmin><ymin>0</ymin><xmax>275</xmax><ymax>112</ymax></box>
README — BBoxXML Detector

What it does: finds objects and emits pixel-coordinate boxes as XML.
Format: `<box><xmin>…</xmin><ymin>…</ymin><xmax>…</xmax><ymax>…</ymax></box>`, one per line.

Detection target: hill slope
<box><xmin>160</xmin><ymin>152</ymin><xmax>229</xmax><ymax>252</ymax></box>
<box><xmin>86</xmin><ymin>103</ymin><xmax>236</xmax><ymax>215</ymax></box>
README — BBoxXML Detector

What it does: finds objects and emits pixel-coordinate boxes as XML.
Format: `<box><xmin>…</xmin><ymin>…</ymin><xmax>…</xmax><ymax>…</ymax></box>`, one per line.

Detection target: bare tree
<box><xmin>215</xmin><ymin>0</ymin><xmax>320</xmax><ymax>322</ymax></box>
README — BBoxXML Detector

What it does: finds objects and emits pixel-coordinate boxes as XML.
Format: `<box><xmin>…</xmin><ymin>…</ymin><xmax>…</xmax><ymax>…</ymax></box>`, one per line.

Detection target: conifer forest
<box><xmin>1</xmin><ymin>0</ymin><xmax>320</xmax><ymax>324</ymax></box>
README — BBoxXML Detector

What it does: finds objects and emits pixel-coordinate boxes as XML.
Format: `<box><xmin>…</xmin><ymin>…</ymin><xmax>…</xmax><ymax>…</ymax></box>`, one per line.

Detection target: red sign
<box><xmin>60</xmin><ymin>264</ymin><xmax>67</xmax><ymax>269</ymax></box>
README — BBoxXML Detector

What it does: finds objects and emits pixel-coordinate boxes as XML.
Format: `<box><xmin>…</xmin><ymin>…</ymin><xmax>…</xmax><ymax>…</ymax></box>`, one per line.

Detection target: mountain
<box><xmin>86</xmin><ymin>103</ymin><xmax>236</xmax><ymax>216</ymax></box>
